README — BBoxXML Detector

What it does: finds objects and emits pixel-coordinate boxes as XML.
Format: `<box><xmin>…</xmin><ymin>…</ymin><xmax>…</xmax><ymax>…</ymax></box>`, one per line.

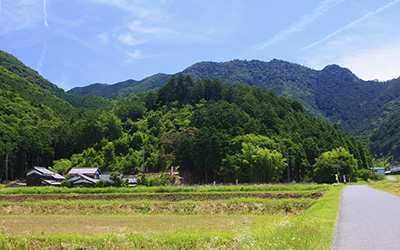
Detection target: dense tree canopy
<box><xmin>1</xmin><ymin>74</ymin><xmax>370</xmax><ymax>184</ymax></box>
<box><xmin>0</xmin><ymin>51</ymin><xmax>377</xmax><ymax>184</ymax></box>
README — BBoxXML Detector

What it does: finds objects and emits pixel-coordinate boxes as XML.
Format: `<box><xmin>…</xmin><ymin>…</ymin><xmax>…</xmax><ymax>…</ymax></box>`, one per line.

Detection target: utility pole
<box><xmin>235</xmin><ymin>150</ymin><xmax>238</xmax><ymax>185</ymax></box>
<box><xmin>5</xmin><ymin>154</ymin><xmax>8</xmax><ymax>186</ymax></box>
<box><xmin>287</xmin><ymin>150</ymin><xmax>290</xmax><ymax>183</ymax></box>
<box><xmin>142</xmin><ymin>145</ymin><xmax>146</xmax><ymax>186</ymax></box>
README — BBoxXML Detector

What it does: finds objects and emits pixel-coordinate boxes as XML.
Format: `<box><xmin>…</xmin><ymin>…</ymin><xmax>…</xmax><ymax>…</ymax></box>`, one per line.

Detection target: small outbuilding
<box><xmin>26</xmin><ymin>166</ymin><xmax>66</xmax><ymax>186</ymax></box>
<box><xmin>373</xmin><ymin>167</ymin><xmax>386</xmax><ymax>177</ymax></box>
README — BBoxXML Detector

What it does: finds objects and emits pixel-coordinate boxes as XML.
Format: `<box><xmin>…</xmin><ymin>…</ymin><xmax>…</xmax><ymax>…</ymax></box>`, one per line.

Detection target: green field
<box><xmin>0</xmin><ymin>184</ymin><xmax>342</xmax><ymax>249</ymax></box>
<box><xmin>368</xmin><ymin>177</ymin><xmax>400</xmax><ymax>197</ymax></box>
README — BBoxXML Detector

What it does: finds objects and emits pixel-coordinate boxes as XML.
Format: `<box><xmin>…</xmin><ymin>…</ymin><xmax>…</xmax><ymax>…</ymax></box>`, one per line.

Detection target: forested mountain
<box><xmin>68</xmin><ymin>73</ymin><xmax>170</xmax><ymax>100</ymax></box>
<box><xmin>53</xmin><ymin>75</ymin><xmax>371</xmax><ymax>184</ymax></box>
<box><xmin>369</xmin><ymin>109</ymin><xmax>400</xmax><ymax>160</ymax></box>
<box><xmin>0</xmin><ymin>51</ymin><xmax>371</xmax><ymax>183</ymax></box>
<box><xmin>67</xmin><ymin>59</ymin><xmax>400</xmax><ymax>141</ymax></box>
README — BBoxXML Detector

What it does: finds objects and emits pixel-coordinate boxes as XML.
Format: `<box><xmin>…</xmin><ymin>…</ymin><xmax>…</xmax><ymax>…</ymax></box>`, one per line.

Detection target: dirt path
<box><xmin>332</xmin><ymin>185</ymin><xmax>400</xmax><ymax>250</ymax></box>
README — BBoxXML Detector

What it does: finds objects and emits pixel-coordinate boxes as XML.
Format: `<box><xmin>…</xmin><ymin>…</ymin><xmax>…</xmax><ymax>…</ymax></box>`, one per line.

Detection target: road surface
<box><xmin>387</xmin><ymin>176</ymin><xmax>397</xmax><ymax>181</ymax></box>
<box><xmin>332</xmin><ymin>185</ymin><xmax>400</xmax><ymax>250</ymax></box>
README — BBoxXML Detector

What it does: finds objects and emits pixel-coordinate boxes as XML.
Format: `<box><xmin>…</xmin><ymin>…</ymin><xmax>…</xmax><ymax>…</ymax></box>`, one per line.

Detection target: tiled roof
<box><xmin>68</xmin><ymin>167</ymin><xmax>100</xmax><ymax>175</ymax></box>
<box><xmin>28</xmin><ymin>166</ymin><xmax>65</xmax><ymax>180</ymax></box>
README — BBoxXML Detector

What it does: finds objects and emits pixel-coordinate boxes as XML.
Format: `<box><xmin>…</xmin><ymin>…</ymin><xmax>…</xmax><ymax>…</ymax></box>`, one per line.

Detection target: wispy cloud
<box><xmin>126</xmin><ymin>49</ymin><xmax>158</xmax><ymax>61</ymax></box>
<box><xmin>87</xmin><ymin>0</ymin><xmax>160</xmax><ymax>20</ymax></box>
<box><xmin>37</xmin><ymin>40</ymin><xmax>47</xmax><ymax>75</ymax></box>
<box><xmin>118</xmin><ymin>33</ymin><xmax>145</xmax><ymax>46</ymax></box>
<box><xmin>250</xmin><ymin>0</ymin><xmax>343</xmax><ymax>53</ymax></box>
<box><xmin>43</xmin><ymin>0</ymin><xmax>48</xmax><ymax>27</ymax></box>
<box><xmin>303</xmin><ymin>0</ymin><xmax>400</xmax><ymax>50</ymax></box>
<box><xmin>0</xmin><ymin>0</ymin><xmax>43</xmax><ymax>35</ymax></box>
<box><xmin>96</xmin><ymin>33</ymin><xmax>109</xmax><ymax>44</ymax></box>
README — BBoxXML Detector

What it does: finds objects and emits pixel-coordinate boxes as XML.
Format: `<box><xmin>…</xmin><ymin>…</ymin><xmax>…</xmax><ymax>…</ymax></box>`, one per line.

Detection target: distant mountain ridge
<box><xmin>68</xmin><ymin>59</ymin><xmax>400</xmax><ymax>140</ymax></box>
<box><xmin>68</xmin><ymin>73</ymin><xmax>170</xmax><ymax>100</ymax></box>
<box><xmin>3</xmin><ymin>49</ymin><xmax>400</xmax><ymax>159</ymax></box>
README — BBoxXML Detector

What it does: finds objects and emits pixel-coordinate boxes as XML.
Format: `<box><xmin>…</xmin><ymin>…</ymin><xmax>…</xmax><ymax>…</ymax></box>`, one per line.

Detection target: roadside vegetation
<box><xmin>368</xmin><ymin>176</ymin><xmax>400</xmax><ymax>197</ymax></box>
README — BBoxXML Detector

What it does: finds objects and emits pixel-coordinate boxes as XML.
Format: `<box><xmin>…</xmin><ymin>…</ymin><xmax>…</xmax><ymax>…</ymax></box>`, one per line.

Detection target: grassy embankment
<box><xmin>0</xmin><ymin>184</ymin><xmax>343</xmax><ymax>249</ymax></box>
<box><xmin>368</xmin><ymin>176</ymin><xmax>400</xmax><ymax>197</ymax></box>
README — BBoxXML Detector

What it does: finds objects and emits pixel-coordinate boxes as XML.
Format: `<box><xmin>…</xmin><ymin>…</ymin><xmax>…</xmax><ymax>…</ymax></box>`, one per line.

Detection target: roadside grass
<box><xmin>0</xmin><ymin>184</ymin><xmax>343</xmax><ymax>249</ymax></box>
<box><xmin>368</xmin><ymin>178</ymin><xmax>400</xmax><ymax>197</ymax></box>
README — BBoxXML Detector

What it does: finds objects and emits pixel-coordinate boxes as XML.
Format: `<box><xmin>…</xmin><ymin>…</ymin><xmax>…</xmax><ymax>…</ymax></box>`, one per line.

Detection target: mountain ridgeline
<box><xmin>68</xmin><ymin>59</ymin><xmax>400</xmax><ymax>140</ymax></box>
<box><xmin>55</xmin><ymin>74</ymin><xmax>372</xmax><ymax>184</ymax></box>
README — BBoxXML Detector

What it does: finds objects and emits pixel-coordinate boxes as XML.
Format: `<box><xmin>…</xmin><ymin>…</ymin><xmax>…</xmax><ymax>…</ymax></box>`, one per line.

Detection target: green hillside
<box><xmin>0</xmin><ymin>51</ymin><xmax>112</xmax><ymax>110</ymax></box>
<box><xmin>53</xmin><ymin>74</ymin><xmax>371</xmax><ymax>184</ymax></box>
<box><xmin>369</xmin><ymin>109</ymin><xmax>400</xmax><ymax>160</ymax></box>
<box><xmin>0</xmin><ymin>52</ymin><xmax>113</xmax><ymax>180</ymax></box>
<box><xmin>68</xmin><ymin>73</ymin><xmax>170</xmax><ymax>100</ymax></box>
<box><xmin>66</xmin><ymin>59</ymin><xmax>400</xmax><ymax>141</ymax></box>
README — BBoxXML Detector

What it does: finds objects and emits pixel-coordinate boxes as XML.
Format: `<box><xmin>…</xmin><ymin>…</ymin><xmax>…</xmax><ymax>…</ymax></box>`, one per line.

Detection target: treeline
<box><xmin>47</xmin><ymin>74</ymin><xmax>372</xmax><ymax>184</ymax></box>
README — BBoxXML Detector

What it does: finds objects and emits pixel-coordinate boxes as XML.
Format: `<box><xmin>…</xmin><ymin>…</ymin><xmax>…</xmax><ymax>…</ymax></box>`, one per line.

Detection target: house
<box><xmin>99</xmin><ymin>174</ymin><xmax>138</xmax><ymax>187</ymax></box>
<box><xmin>372</xmin><ymin>167</ymin><xmax>385</xmax><ymax>177</ymax></box>
<box><xmin>386</xmin><ymin>166</ymin><xmax>400</xmax><ymax>175</ymax></box>
<box><xmin>68</xmin><ymin>174</ymin><xmax>99</xmax><ymax>188</ymax></box>
<box><xmin>67</xmin><ymin>167</ymin><xmax>137</xmax><ymax>187</ymax></box>
<box><xmin>68</xmin><ymin>167</ymin><xmax>101</xmax><ymax>179</ymax></box>
<box><xmin>26</xmin><ymin>166</ymin><xmax>66</xmax><ymax>186</ymax></box>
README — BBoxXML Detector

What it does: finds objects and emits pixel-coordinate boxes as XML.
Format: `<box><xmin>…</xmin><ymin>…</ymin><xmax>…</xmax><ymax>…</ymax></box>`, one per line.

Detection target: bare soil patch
<box><xmin>0</xmin><ymin>191</ymin><xmax>322</xmax><ymax>202</ymax></box>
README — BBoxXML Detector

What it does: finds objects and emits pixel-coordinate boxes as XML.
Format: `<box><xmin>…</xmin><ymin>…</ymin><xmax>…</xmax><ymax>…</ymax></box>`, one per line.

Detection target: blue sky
<box><xmin>1</xmin><ymin>0</ymin><xmax>400</xmax><ymax>91</ymax></box>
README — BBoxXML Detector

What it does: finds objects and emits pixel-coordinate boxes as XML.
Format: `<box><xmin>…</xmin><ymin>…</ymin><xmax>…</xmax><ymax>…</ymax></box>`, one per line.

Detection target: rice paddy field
<box><xmin>0</xmin><ymin>184</ymin><xmax>343</xmax><ymax>249</ymax></box>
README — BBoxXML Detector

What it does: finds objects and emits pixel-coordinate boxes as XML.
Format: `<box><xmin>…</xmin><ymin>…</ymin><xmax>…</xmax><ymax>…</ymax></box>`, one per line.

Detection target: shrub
<box><xmin>61</xmin><ymin>180</ymin><xmax>71</xmax><ymax>188</ymax></box>
<box><xmin>353</xmin><ymin>169</ymin><xmax>373</xmax><ymax>182</ymax></box>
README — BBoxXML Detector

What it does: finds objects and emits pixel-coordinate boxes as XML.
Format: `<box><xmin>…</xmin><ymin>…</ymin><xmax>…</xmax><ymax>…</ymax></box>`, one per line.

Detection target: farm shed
<box><xmin>124</xmin><ymin>177</ymin><xmax>138</xmax><ymax>187</ymax></box>
<box><xmin>373</xmin><ymin>167</ymin><xmax>385</xmax><ymax>177</ymax></box>
<box><xmin>26</xmin><ymin>166</ymin><xmax>66</xmax><ymax>186</ymax></box>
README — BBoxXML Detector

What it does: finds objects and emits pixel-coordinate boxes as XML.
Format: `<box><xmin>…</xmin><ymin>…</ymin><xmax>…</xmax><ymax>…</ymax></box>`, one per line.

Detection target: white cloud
<box><xmin>0</xmin><ymin>0</ymin><xmax>43</xmax><ymax>35</ymax></box>
<box><xmin>96</xmin><ymin>33</ymin><xmax>109</xmax><ymax>44</ymax></box>
<box><xmin>126</xmin><ymin>49</ymin><xmax>158</xmax><ymax>62</ymax></box>
<box><xmin>118</xmin><ymin>33</ymin><xmax>144</xmax><ymax>46</ymax></box>
<box><xmin>301</xmin><ymin>0</ymin><xmax>400</xmax><ymax>81</ymax></box>
<box><xmin>303</xmin><ymin>0</ymin><xmax>400</xmax><ymax>50</ymax></box>
<box><xmin>339</xmin><ymin>43</ymin><xmax>400</xmax><ymax>81</ymax></box>
<box><xmin>36</xmin><ymin>40</ymin><xmax>47</xmax><ymax>74</ymax></box>
<box><xmin>43</xmin><ymin>0</ymin><xmax>48</xmax><ymax>27</ymax></box>
<box><xmin>87</xmin><ymin>0</ymin><xmax>159</xmax><ymax>20</ymax></box>
<box><xmin>53</xmin><ymin>75</ymin><xmax>71</xmax><ymax>91</ymax></box>
<box><xmin>250</xmin><ymin>0</ymin><xmax>343</xmax><ymax>53</ymax></box>
<box><xmin>127</xmin><ymin>49</ymin><xmax>143</xmax><ymax>60</ymax></box>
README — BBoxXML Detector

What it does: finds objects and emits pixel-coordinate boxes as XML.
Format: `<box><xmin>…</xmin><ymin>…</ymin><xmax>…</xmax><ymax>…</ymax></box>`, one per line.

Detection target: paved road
<box><xmin>387</xmin><ymin>176</ymin><xmax>397</xmax><ymax>181</ymax></box>
<box><xmin>332</xmin><ymin>185</ymin><xmax>400</xmax><ymax>250</ymax></box>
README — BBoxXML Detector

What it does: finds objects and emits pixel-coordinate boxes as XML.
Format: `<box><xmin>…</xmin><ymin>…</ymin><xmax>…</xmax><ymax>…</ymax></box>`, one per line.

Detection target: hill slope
<box><xmin>0</xmin><ymin>51</ymin><xmax>112</xmax><ymax>110</ymax></box>
<box><xmin>62</xmin><ymin>75</ymin><xmax>372</xmax><ymax>184</ymax></box>
<box><xmin>68</xmin><ymin>73</ymin><xmax>170</xmax><ymax>100</ymax></box>
<box><xmin>68</xmin><ymin>59</ymin><xmax>400</xmax><ymax>139</ymax></box>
